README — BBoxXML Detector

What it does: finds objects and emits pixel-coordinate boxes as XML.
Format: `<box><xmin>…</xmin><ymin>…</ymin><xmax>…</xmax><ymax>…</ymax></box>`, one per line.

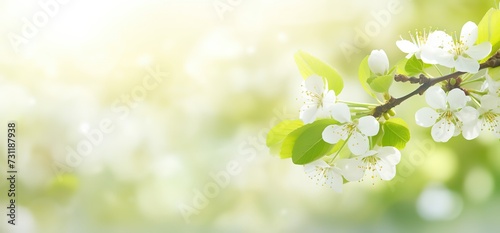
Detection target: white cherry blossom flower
<box><xmin>420</xmin><ymin>21</ymin><xmax>491</xmax><ymax>73</ymax></box>
<box><xmin>397</xmin><ymin>31</ymin><xmax>427</xmax><ymax>59</ymax></box>
<box><xmin>419</xmin><ymin>30</ymin><xmax>453</xmax><ymax>63</ymax></box>
<box><xmin>462</xmin><ymin>95</ymin><xmax>500</xmax><ymax>139</ymax></box>
<box><xmin>322</xmin><ymin>104</ymin><xmax>380</xmax><ymax>155</ymax></box>
<box><xmin>415</xmin><ymin>87</ymin><xmax>478</xmax><ymax>142</ymax></box>
<box><xmin>304</xmin><ymin>160</ymin><xmax>342</xmax><ymax>191</ymax></box>
<box><xmin>304</xmin><ymin>159</ymin><xmax>364</xmax><ymax>192</ymax></box>
<box><xmin>346</xmin><ymin>146</ymin><xmax>401</xmax><ymax>181</ymax></box>
<box><xmin>484</xmin><ymin>73</ymin><xmax>500</xmax><ymax>96</ymax></box>
<box><xmin>397</xmin><ymin>30</ymin><xmax>448</xmax><ymax>59</ymax></box>
<box><xmin>368</xmin><ymin>49</ymin><xmax>390</xmax><ymax>75</ymax></box>
<box><xmin>299</xmin><ymin>75</ymin><xmax>337</xmax><ymax>124</ymax></box>
<box><xmin>336</xmin><ymin>158</ymin><xmax>365</xmax><ymax>182</ymax></box>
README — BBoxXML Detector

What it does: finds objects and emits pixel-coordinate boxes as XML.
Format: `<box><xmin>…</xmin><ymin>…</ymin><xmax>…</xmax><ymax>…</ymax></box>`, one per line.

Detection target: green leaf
<box><xmin>266</xmin><ymin>120</ymin><xmax>304</xmax><ymax>147</ymax></box>
<box><xmin>327</xmin><ymin>139</ymin><xmax>345</xmax><ymax>155</ymax></box>
<box><xmin>488</xmin><ymin>66</ymin><xmax>500</xmax><ymax>81</ymax></box>
<box><xmin>367</xmin><ymin>74</ymin><xmax>394</xmax><ymax>93</ymax></box>
<box><xmin>280</xmin><ymin>123</ymin><xmax>315</xmax><ymax>159</ymax></box>
<box><xmin>358</xmin><ymin>55</ymin><xmax>378</xmax><ymax>98</ymax></box>
<box><xmin>382</xmin><ymin>118</ymin><xmax>411</xmax><ymax>149</ymax></box>
<box><xmin>294</xmin><ymin>50</ymin><xmax>344</xmax><ymax>95</ymax></box>
<box><xmin>477</xmin><ymin>8</ymin><xmax>500</xmax><ymax>60</ymax></box>
<box><xmin>290</xmin><ymin>119</ymin><xmax>338</xmax><ymax>165</ymax></box>
<box><xmin>395</xmin><ymin>58</ymin><xmax>409</xmax><ymax>76</ymax></box>
<box><xmin>405</xmin><ymin>56</ymin><xmax>424</xmax><ymax>76</ymax></box>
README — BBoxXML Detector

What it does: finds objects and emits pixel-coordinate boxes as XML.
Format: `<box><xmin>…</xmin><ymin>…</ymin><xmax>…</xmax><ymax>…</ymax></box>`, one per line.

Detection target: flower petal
<box><xmin>396</xmin><ymin>40</ymin><xmax>419</xmax><ymax>57</ymax></box>
<box><xmin>368</xmin><ymin>49</ymin><xmax>389</xmax><ymax>75</ymax></box>
<box><xmin>459</xmin><ymin>106</ymin><xmax>480</xmax><ymax>122</ymax></box>
<box><xmin>480</xmin><ymin>95</ymin><xmax>500</xmax><ymax>110</ymax></box>
<box><xmin>455</xmin><ymin>106</ymin><xmax>479</xmax><ymax>124</ymax></box>
<box><xmin>415</xmin><ymin>107</ymin><xmax>439</xmax><ymax>127</ymax></box>
<box><xmin>305</xmin><ymin>75</ymin><xmax>325</xmax><ymax>96</ymax></box>
<box><xmin>337</xmin><ymin>159</ymin><xmax>365</xmax><ymax>182</ymax></box>
<box><xmin>326</xmin><ymin>169</ymin><xmax>343</xmax><ymax>192</ymax></box>
<box><xmin>299</xmin><ymin>103</ymin><xmax>318</xmax><ymax>124</ymax></box>
<box><xmin>491</xmin><ymin>116</ymin><xmax>500</xmax><ymax>138</ymax></box>
<box><xmin>425</xmin><ymin>86</ymin><xmax>447</xmax><ymax>110</ymax></box>
<box><xmin>427</xmin><ymin>30</ymin><xmax>452</xmax><ymax>48</ymax></box>
<box><xmin>360</xmin><ymin>150</ymin><xmax>378</xmax><ymax>158</ymax></box>
<box><xmin>466</xmin><ymin>42</ymin><xmax>492</xmax><ymax>60</ymax></box>
<box><xmin>486</xmin><ymin>75</ymin><xmax>500</xmax><ymax>95</ymax></box>
<box><xmin>433</xmin><ymin>52</ymin><xmax>456</xmax><ymax>68</ymax></box>
<box><xmin>455</xmin><ymin>56</ymin><xmax>480</xmax><ymax>73</ymax></box>
<box><xmin>420</xmin><ymin>46</ymin><xmax>440</xmax><ymax>64</ymax></box>
<box><xmin>447</xmin><ymin>88</ymin><xmax>468</xmax><ymax>110</ymax></box>
<box><xmin>376</xmin><ymin>159</ymin><xmax>397</xmax><ymax>180</ymax></box>
<box><xmin>421</xmin><ymin>31</ymin><xmax>453</xmax><ymax>65</ymax></box>
<box><xmin>460</xmin><ymin>21</ymin><xmax>478</xmax><ymax>47</ymax></box>
<box><xmin>453</xmin><ymin>123</ymin><xmax>462</xmax><ymax>136</ymax></box>
<box><xmin>357</xmin><ymin>116</ymin><xmax>380</xmax><ymax>136</ymax></box>
<box><xmin>322</xmin><ymin>125</ymin><xmax>348</xmax><ymax>144</ymax></box>
<box><xmin>329</xmin><ymin>103</ymin><xmax>351</xmax><ymax>123</ymax></box>
<box><xmin>462</xmin><ymin>119</ymin><xmax>481</xmax><ymax>140</ymax></box>
<box><xmin>431</xmin><ymin>119</ymin><xmax>455</xmax><ymax>142</ymax></box>
<box><xmin>348</xmin><ymin>131</ymin><xmax>369</xmax><ymax>155</ymax></box>
<box><xmin>377</xmin><ymin>146</ymin><xmax>401</xmax><ymax>165</ymax></box>
<box><xmin>322</xmin><ymin>90</ymin><xmax>337</xmax><ymax>111</ymax></box>
<box><xmin>481</xmin><ymin>79</ymin><xmax>489</xmax><ymax>92</ymax></box>
<box><xmin>315</xmin><ymin>108</ymin><xmax>330</xmax><ymax>120</ymax></box>
<box><xmin>304</xmin><ymin>159</ymin><xmax>329</xmax><ymax>173</ymax></box>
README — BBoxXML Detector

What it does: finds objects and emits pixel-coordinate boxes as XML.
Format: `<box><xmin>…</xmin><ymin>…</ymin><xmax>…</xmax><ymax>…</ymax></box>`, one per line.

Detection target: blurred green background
<box><xmin>1</xmin><ymin>0</ymin><xmax>500</xmax><ymax>232</ymax></box>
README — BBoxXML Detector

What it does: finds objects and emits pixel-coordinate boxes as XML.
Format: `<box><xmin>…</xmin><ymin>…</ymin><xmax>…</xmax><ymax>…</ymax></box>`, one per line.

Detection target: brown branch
<box><xmin>394</xmin><ymin>74</ymin><xmax>430</xmax><ymax>84</ymax></box>
<box><xmin>372</xmin><ymin>51</ymin><xmax>500</xmax><ymax>118</ymax></box>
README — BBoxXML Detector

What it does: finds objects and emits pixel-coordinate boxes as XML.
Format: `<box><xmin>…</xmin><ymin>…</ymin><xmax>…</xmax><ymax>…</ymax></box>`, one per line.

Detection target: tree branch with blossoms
<box><xmin>373</xmin><ymin>51</ymin><xmax>500</xmax><ymax>118</ymax></box>
<box><xmin>266</xmin><ymin>6</ymin><xmax>500</xmax><ymax>192</ymax></box>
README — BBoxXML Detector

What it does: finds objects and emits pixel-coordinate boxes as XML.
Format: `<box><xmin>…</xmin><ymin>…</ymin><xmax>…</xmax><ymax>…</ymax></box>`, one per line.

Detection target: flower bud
<box><xmin>450</xmin><ymin>78</ymin><xmax>456</xmax><ymax>86</ymax></box>
<box><xmin>389</xmin><ymin>109</ymin><xmax>396</xmax><ymax>116</ymax></box>
<box><xmin>368</xmin><ymin>49</ymin><xmax>389</xmax><ymax>75</ymax></box>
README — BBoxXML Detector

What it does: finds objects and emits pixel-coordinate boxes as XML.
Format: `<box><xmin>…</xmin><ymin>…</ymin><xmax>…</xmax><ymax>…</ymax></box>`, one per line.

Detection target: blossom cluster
<box><xmin>368</xmin><ymin>21</ymin><xmax>499</xmax><ymax>142</ymax></box>
<box><xmin>396</xmin><ymin>22</ymin><xmax>499</xmax><ymax>141</ymax></box>
<box><xmin>396</xmin><ymin>21</ymin><xmax>491</xmax><ymax>73</ymax></box>
<box><xmin>294</xmin><ymin>20</ymin><xmax>498</xmax><ymax>192</ymax></box>
<box><xmin>415</xmin><ymin>85</ymin><xmax>500</xmax><ymax>142</ymax></box>
<box><xmin>299</xmin><ymin>75</ymin><xmax>401</xmax><ymax>192</ymax></box>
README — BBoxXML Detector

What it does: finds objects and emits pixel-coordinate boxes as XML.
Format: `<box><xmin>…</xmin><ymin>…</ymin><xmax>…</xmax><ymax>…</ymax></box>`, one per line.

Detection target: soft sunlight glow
<box><xmin>417</xmin><ymin>184</ymin><xmax>463</xmax><ymax>221</ymax></box>
<box><xmin>463</xmin><ymin>167</ymin><xmax>495</xmax><ymax>203</ymax></box>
